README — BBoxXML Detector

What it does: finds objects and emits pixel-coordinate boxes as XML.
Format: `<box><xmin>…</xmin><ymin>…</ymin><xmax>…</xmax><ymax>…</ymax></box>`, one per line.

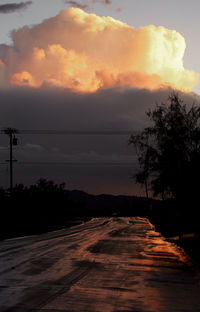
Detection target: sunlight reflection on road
<box><xmin>0</xmin><ymin>217</ymin><xmax>199</xmax><ymax>312</ymax></box>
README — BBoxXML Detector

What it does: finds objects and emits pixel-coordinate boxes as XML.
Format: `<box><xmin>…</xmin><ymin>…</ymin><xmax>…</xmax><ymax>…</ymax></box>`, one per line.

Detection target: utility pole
<box><xmin>2</xmin><ymin>128</ymin><xmax>18</xmax><ymax>192</ymax></box>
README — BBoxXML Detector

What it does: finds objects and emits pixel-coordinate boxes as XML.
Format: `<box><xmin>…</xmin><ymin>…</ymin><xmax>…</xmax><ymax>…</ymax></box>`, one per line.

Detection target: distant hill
<box><xmin>66</xmin><ymin>190</ymin><xmax>158</xmax><ymax>217</ymax></box>
<box><xmin>0</xmin><ymin>185</ymin><xmax>158</xmax><ymax>240</ymax></box>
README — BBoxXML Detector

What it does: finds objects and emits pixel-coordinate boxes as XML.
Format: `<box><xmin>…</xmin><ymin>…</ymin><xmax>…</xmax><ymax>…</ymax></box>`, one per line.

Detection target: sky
<box><xmin>0</xmin><ymin>0</ymin><xmax>200</xmax><ymax>195</ymax></box>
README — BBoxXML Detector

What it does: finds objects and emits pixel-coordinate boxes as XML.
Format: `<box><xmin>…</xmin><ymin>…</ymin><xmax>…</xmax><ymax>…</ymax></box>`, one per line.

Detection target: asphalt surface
<box><xmin>0</xmin><ymin>217</ymin><xmax>200</xmax><ymax>312</ymax></box>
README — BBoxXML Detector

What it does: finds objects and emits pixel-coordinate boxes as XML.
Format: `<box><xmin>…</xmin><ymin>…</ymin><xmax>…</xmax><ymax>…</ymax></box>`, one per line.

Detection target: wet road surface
<box><xmin>0</xmin><ymin>217</ymin><xmax>200</xmax><ymax>312</ymax></box>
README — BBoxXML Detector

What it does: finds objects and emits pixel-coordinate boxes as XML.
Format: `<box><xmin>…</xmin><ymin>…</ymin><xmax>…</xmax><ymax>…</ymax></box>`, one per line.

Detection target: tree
<box><xmin>129</xmin><ymin>93</ymin><xmax>200</xmax><ymax>200</ymax></box>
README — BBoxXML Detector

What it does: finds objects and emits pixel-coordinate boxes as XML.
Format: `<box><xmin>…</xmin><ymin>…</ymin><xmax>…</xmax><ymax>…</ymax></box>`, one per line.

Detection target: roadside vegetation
<box><xmin>129</xmin><ymin>93</ymin><xmax>200</xmax><ymax>261</ymax></box>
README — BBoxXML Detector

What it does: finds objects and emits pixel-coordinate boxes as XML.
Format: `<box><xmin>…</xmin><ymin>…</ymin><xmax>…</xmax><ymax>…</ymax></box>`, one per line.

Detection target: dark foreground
<box><xmin>0</xmin><ymin>218</ymin><xmax>200</xmax><ymax>312</ymax></box>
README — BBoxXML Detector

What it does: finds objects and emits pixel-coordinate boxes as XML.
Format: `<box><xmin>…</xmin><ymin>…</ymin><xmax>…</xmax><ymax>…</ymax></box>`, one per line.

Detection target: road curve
<box><xmin>0</xmin><ymin>217</ymin><xmax>200</xmax><ymax>312</ymax></box>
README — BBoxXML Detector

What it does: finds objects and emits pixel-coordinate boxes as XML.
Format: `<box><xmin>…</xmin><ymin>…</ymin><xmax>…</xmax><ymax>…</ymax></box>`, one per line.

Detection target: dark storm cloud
<box><xmin>65</xmin><ymin>1</ymin><xmax>90</xmax><ymax>10</ymax></box>
<box><xmin>0</xmin><ymin>1</ymin><xmax>32</xmax><ymax>13</ymax></box>
<box><xmin>65</xmin><ymin>0</ymin><xmax>112</xmax><ymax>10</ymax></box>
<box><xmin>0</xmin><ymin>86</ymin><xmax>174</xmax><ymax>131</ymax></box>
<box><xmin>92</xmin><ymin>0</ymin><xmax>111</xmax><ymax>5</ymax></box>
<box><xmin>0</xmin><ymin>86</ymin><xmax>198</xmax><ymax>156</ymax></box>
<box><xmin>0</xmin><ymin>86</ymin><xmax>199</xmax><ymax>194</ymax></box>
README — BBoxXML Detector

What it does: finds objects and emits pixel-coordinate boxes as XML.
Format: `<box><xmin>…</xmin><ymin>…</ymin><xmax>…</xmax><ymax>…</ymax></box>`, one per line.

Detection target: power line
<box><xmin>0</xmin><ymin>162</ymin><xmax>134</xmax><ymax>166</ymax></box>
<box><xmin>0</xmin><ymin>128</ymin><xmax>137</xmax><ymax>189</ymax></box>
<box><xmin>0</xmin><ymin>130</ymin><xmax>138</xmax><ymax>135</ymax></box>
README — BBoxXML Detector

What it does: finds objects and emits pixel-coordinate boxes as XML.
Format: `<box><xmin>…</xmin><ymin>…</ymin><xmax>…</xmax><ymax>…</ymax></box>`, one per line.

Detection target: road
<box><xmin>0</xmin><ymin>217</ymin><xmax>200</xmax><ymax>312</ymax></box>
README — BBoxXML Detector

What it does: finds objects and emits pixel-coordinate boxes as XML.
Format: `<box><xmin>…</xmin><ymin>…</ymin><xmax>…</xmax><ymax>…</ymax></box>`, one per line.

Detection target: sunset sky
<box><xmin>0</xmin><ymin>0</ymin><xmax>199</xmax><ymax>195</ymax></box>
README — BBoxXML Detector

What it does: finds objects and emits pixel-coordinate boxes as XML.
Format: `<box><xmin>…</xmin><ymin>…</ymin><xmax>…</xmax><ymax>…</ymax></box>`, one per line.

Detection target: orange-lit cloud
<box><xmin>0</xmin><ymin>8</ymin><xmax>198</xmax><ymax>92</ymax></box>
<box><xmin>0</xmin><ymin>59</ymin><xmax>5</xmax><ymax>85</ymax></box>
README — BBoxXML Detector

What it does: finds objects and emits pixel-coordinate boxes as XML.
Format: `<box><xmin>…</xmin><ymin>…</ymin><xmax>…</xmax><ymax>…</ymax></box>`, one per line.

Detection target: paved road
<box><xmin>0</xmin><ymin>217</ymin><xmax>200</xmax><ymax>312</ymax></box>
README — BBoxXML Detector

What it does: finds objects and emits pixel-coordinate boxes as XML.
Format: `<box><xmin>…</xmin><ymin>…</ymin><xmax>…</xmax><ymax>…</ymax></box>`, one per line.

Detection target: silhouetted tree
<box><xmin>129</xmin><ymin>93</ymin><xmax>200</xmax><ymax>201</ymax></box>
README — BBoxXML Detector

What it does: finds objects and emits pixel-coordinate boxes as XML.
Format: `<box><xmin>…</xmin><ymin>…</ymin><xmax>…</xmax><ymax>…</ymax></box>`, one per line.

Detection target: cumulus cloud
<box><xmin>0</xmin><ymin>1</ymin><xmax>32</xmax><ymax>14</ymax></box>
<box><xmin>0</xmin><ymin>8</ymin><xmax>198</xmax><ymax>92</ymax></box>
